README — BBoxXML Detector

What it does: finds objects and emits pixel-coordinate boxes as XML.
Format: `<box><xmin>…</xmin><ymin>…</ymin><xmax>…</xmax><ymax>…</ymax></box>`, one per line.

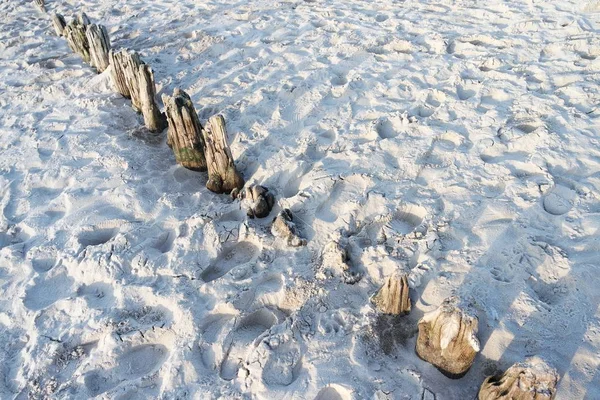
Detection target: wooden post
<box><xmin>478</xmin><ymin>358</ymin><xmax>559</xmax><ymax>400</ymax></box>
<box><xmin>202</xmin><ymin>115</ymin><xmax>244</xmax><ymax>194</ymax></box>
<box><xmin>109</xmin><ymin>49</ymin><xmax>142</xmax><ymax>109</ymax></box>
<box><xmin>416</xmin><ymin>297</ymin><xmax>480</xmax><ymax>378</ymax></box>
<box><xmin>35</xmin><ymin>0</ymin><xmax>46</xmax><ymax>12</ymax></box>
<box><xmin>86</xmin><ymin>24</ymin><xmax>111</xmax><ymax>73</ymax></box>
<box><xmin>235</xmin><ymin>185</ymin><xmax>275</xmax><ymax>218</ymax></box>
<box><xmin>109</xmin><ymin>49</ymin><xmax>166</xmax><ymax>133</ymax></box>
<box><xmin>64</xmin><ymin>16</ymin><xmax>90</xmax><ymax>63</ymax></box>
<box><xmin>272</xmin><ymin>209</ymin><xmax>306</xmax><ymax>247</ymax></box>
<box><xmin>372</xmin><ymin>274</ymin><xmax>411</xmax><ymax>315</ymax></box>
<box><xmin>138</xmin><ymin>64</ymin><xmax>166</xmax><ymax>132</ymax></box>
<box><xmin>162</xmin><ymin>89</ymin><xmax>207</xmax><ymax>170</ymax></box>
<box><xmin>52</xmin><ymin>14</ymin><xmax>67</xmax><ymax>36</ymax></box>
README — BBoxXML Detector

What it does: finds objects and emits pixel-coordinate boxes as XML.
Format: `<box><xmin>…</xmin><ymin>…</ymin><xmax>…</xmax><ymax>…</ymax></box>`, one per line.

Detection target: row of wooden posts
<box><xmin>36</xmin><ymin>2</ymin><xmax>560</xmax><ymax>399</ymax></box>
<box><xmin>50</xmin><ymin>8</ymin><xmax>245</xmax><ymax>195</ymax></box>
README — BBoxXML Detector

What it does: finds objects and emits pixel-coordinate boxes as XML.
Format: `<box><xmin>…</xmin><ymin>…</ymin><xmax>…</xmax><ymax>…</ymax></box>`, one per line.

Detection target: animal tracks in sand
<box><xmin>200</xmin><ymin>241</ymin><xmax>261</xmax><ymax>283</ymax></box>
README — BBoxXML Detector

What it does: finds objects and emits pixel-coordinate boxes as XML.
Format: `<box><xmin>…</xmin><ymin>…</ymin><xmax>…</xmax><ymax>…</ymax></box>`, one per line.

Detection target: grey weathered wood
<box><xmin>35</xmin><ymin>0</ymin><xmax>46</xmax><ymax>13</ymax></box>
<box><xmin>109</xmin><ymin>49</ymin><xmax>142</xmax><ymax>108</ymax></box>
<box><xmin>372</xmin><ymin>274</ymin><xmax>411</xmax><ymax>315</ymax></box>
<box><xmin>86</xmin><ymin>24</ymin><xmax>111</xmax><ymax>73</ymax></box>
<box><xmin>138</xmin><ymin>64</ymin><xmax>166</xmax><ymax>132</ymax></box>
<box><xmin>162</xmin><ymin>89</ymin><xmax>207</xmax><ymax>170</ymax></box>
<box><xmin>416</xmin><ymin>297</ymin><xmax>480</xmax><ymax>378</ymax></box>
<box><xmin>52</xmin><ymin>14</ymin><xmax>67</xmax><ymax>36</ymax></box>
<box><xmin>272</xmin><ymin>209</ymin><xmax>306</xmax><ymax>247</ymax></box>
<box><xmin>77</xmin><ymin>12</ymin><xmax>90</xmax><ymax>26</ymax></box>
<box><xmin>202</xmin><ymin>115</ymin><xmax>244</xmax><ymax>194</ymax></box>
<box><xmin>478</xmin><ymin>358</ymin><xmax>559</xmax><ymax>400</ymax></box>
<box><xmin>109</xmin><ymin>49</ymin><xmax>166</xmax><ymax>133</ymax></box>
<box><xmin>64</xmin><ymin>17</ymin><xmax>90</xmax><ymax>63</ymax></box>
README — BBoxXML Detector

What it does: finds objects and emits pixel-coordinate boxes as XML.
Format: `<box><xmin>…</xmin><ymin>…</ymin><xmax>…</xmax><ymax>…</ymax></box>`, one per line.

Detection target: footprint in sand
<box><xmin>314</xmin><ymin>385</ymin><xmax>353</xmax><ymax>400</ymax></box>
<box><xmin>200</xmin><ymin>241</ymin><xmax>261</xmax><ymax>283</ymax></box>
<box><xmin>78</xmin><ymin>227</ymin><xmax>118</xmax><ymax>247</ymax></box>
<box><xmin>23</xmin><ymin>272</ymin><xmax>74</xmax><ymax>311</ymax></box>
<box><xmin>382</xmin><ymin>204</ymin><xmax>428</xmax><ymax>238</ymax></box>
<box><xmin>542</xmin><ymin>185</ymin><xmax>576</xmax><ymax>216</ymax></box>
<box><xmin>84</xmin><ymin>344</ymin><xmax>168</xmax><ymax>396</ymax></box>
<box><xmin>219</xmin><ymin>307</ymin><xmax>282</xmax><ymax>380</ymax></box>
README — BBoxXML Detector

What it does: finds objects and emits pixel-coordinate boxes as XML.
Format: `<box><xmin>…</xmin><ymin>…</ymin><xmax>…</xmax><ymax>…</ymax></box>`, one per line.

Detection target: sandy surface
<box><xmin>2</xmin><ymin>0</ymin><xmax>600</xmax><ymax>398</ymax></box>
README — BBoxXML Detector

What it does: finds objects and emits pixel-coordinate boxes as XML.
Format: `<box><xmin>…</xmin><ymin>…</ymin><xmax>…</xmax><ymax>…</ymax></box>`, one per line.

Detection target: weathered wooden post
<box><xmin>234</xmin><ymin>185</ymin><xmax>275</xmax><ymax>218</ymax></box>
<box><xmin>162</xmin><ymin>89</ymin><xmax>207</xmax><ymax>170</ymax></box>
<box><xmin>86</xmin><ymin>24</ymin><xmax>111</xmax><ymax>73</ymax></box>
<box><xmin>109</xmin><ymin>49</ymin><xmax>143</xmax><ymax>109</ymax></box>
<box><xmin>416</xmin><ymin>297</ymin><xmax>480</xmax><ymax>378</ymax></box>
<box><xmin>35</xmin><ymin>0</ymin><xmax>46</xmax><ymax>12</ymax></box>
<box><xmin>138</xmin><ymin>64</ymin><xmax>167</xmax><ymax>132</ymax></box>
<box><xmin>202</xmin><ymin>115</ymin><xmax>245</xmax><ymax>194</ymax></box>
<box><xmin>272</xmin><ymin>209</ymin><xmax>306</xmax><ymax>247</ymax></box>
<box><xmin>64</xmin><ymin>14</ymin><xmax>90</xmax><ymax>63</ymax></box>
<box><xmin>372</xmin><ymin>274</ymin><xmax>411</xmax><ymax>315</ymax></box>
<box><xmin>478</xmin><ymin>358</ymin><xmax>559</xmax><ymax>400</ymax></box>
<box><xmin>52</xmin><ymin>13</ymin><xmax>67</xmax><ymax>36</ymax></box>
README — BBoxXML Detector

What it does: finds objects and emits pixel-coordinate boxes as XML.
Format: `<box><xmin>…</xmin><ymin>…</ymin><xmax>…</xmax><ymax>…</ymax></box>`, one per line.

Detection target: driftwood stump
<box><xmin>138</xmin><ymin>64</ymin><xmax>166</xmax><ymax>132</ymax></box>
<box><xmin>162</xmin><ymin>89</ymin><xmax>206</xmax><ymax>170</ymax></box>
<box><xmin>35</xmin><ymin>0</ymin><xmax>45</xmax><ymax>12</ymax></box>
<box><xmin>86</xmin><ymin>24</ymin><xmax>111</xmax><ymax>73</ymax></box>
<box><xmin>372</xmin><ymin>274</ymin><xmax>411</xmax><ymax>315</ymax></box>
<box><xmin>109</xmin><ymin>49</ymin><xmax>165</xmax><ymax>132</ymax></box>
<box><xmin>52</xmin><ymin>14</ymin><xmax>66</xmax><ymax>36</ymax></box>
<box><xmin>272</xmin><ymin>209</ymin><xmax>306</xmax><ymax>247</ymax></box>
<box><xmin>64</xmin><ymin>16</ymin><xmax>90</xmax><ymax>63</ymax></box>
<box><xmin>202</xmin><ymin>115</ymin><xmax>245</xmax><ymax>194</ymax></box>
<box><xmin>416</xmin><ymin>297</ymin><xmax>480</xmax><ymax>378</ymax></box>
<box><xmin>234</xmin><ymin>185</ymin><xmax>275</xmax><ymax>218</ymax></box>
<box><xmin>109</xmin><ymin>49</ymin><xmax>142</xmax><ymax>109</ymax></box>
<box><xmin>479</xmin><ymin>358</ymin><xmax>559</xmax><ymax>400</ymax></box>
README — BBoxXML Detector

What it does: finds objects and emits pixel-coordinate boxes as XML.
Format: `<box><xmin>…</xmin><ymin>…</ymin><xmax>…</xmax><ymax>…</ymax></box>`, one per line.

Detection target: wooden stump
<box><xmin>108</xmin><ymin>49</ymin><xmax>143</xmax><ymax>109</ymax></box>
<box><xmin>138</xmin><ymin>64</ymin><xmax>167</xmax><ymax>132</ymax></box>
<box><xmin>478</xmin><ymin>358</ymin><xmax>559</xmax><ymax>400</ymax></box>
<box><xmin>272</xmin><ymin>209</ymin><xmax>306</xmax><ymax>247</ymax></box>
<box><xmin>235</xmin><ymin>185</ymin><xmax>275</xmax><ymax>218</ymax></box>
<box><xmin>162</xmin><ymin>89</ymin><xmax>207</xmax><ymax>170</ymax></box>
<box><xmin>35</xmin><ymin>0</ymin><xmax>46</xmax><ymax>13</ymax></box>
<box><xmin>372</xmin><ymin>274</ymin><xmax>411</xmax><ymax>315</ymax></box>
<box><xmin>416</xmin><ymin>297</ymin><xmax>480</xmax><ymax>378</ymax></box>
<box><xmin>64</xmin><ymin>17</ymin><xmax>91</xmax><ymax>63</ymax></box>
<box><xmin>86</xmin><ymin>24</ymin><xmax>111</xmax><ymax>73</ymax></box>
<box><xmin>202</xmin><ymin>115</ymin><xmax>244</xmax><ymax>194</ymax></box>
<box><xmin>52</xmin><ymin>14</ymin><xmax>67</xmax><ymax>36</ymax></box>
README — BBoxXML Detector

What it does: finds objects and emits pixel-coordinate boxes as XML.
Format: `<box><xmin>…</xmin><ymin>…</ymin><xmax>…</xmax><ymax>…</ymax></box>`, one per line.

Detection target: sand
<box><xmin>1</xmin><ymin>0</ymin><xmax>600</xmax><ymax>398</ymax></box>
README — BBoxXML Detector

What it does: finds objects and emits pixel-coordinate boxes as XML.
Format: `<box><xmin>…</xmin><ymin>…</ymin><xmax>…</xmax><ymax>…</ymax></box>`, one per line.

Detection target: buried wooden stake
<box><xmin>202</xmin><ymin>115</ymin><xmax>245</xmax><ymax>194</ymax></box>
<box><xmin>64</xmin><ymin>14</ymin><xmax>90</xmax><ymax>63</ymax></box>
<box><xmin>86</xmin><ymin>24</ymin><xmax>111</xmax><ymax>73</ymax></box>
<box><xmin>109</xmin><ymin>49</ymin><xmax>165</xmax><ymax>132</ymax></box>
<box><xmin>52</xmin><ymin>13</ymin><xmax>66</xmax><ymax>36</ymax></box>
<box><xmin>478</xmin><ymin>357</ymin><xmax>559</xmax><ymax>400</ymax></box>
<box><xmin>138</xmin><ymin>64</ymin><xmax>166</xmax><ymax>132</ymax></box>
<box><xmin>416</xmin><ymin>296</ymin><xmax>480</xmax><ymax>378</ymax></box>
<box><xmin>162</xmin><ymin>89</ymin><xmax>206</xmax><ymax>170</ymax></box>
<box><xmin>35</xmin><ymin>0</ymin><xmax>46</xmax><ymax>12</ymax></box>
<box><xmin>372</xmin><ymin>274</ymin><xmax>411</xmax><ymax>315</ymax></box>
